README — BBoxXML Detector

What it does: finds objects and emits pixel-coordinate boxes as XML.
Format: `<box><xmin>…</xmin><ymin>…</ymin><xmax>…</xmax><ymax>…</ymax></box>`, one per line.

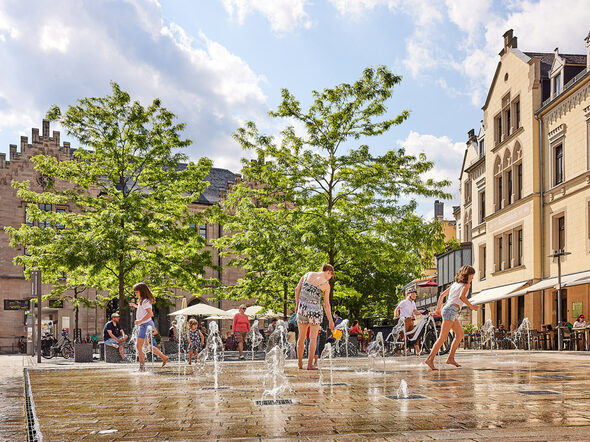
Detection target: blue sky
<box><xmin>1</xmin><ymin>0</ymin><xmax>589</xmax><ymax>218</ymax></box>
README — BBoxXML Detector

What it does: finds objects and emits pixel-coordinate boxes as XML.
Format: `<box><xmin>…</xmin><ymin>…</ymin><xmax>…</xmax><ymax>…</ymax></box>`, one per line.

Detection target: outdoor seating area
<box><xmin>462</xmin><ymin>322</ymin><xmax>590</xmax><ymax>351</ymax></box>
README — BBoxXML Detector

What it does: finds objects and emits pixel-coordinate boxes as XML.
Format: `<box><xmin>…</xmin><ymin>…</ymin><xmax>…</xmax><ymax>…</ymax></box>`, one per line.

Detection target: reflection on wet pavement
<box><xmin>27</xmin><ymin>351</ymin><xmax>590</xmax><ymax>440</ymax></box>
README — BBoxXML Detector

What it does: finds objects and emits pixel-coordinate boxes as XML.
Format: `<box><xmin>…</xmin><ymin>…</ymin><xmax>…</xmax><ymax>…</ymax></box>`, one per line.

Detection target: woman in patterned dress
<box><xmin>295</xmin><ymin>264</ymin><xmax>335</xmax><ymax>370</ymax></box>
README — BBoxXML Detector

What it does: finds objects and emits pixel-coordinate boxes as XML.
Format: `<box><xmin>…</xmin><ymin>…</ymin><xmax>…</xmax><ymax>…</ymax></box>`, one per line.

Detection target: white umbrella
<box><xmin>259</xmin><ymin>309</ymin><xmax>281</xmax><ymax>319</ymax></box>
<box><xmin>225</xmin><ymin>308</ymin><xmax>239</xmax><ymax>316</ymax></box>
<box><xmin>245</xmin><ymin>305</ymin><xmax>264</xmax><ymax>317</ymax></box>
<box><xmin>168</xmin><ymin>303</ymin><xmax>229</xmax><ymax>317</ymax></box>
<box><xmin>206</xmin><ymin>315</ymin><xmax>230</xmax><ymax>320</ymax></box>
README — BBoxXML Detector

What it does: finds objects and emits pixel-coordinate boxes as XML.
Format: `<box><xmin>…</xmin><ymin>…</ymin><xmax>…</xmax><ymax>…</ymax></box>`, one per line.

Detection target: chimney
<box><xmin>503</xmin><ymin>29</ymin><xmax>517</xmax><ymax>51</ymax></box>
<box><xmin>585</xmin><ymin>30</ymin><xmax>590</xmax><ymax>70</ymax></box>
<box><xmin>434</xmin><ymin>200</ymin><xmax>444</xmax><ymax>221</ymax></box>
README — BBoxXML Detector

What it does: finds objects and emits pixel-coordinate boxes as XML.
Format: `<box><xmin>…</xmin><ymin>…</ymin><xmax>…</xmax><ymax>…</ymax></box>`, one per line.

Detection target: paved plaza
<box><xmin>1</xmin><ymin>350</ymin><xmax>589</xmax><ymax>440</ymax></box>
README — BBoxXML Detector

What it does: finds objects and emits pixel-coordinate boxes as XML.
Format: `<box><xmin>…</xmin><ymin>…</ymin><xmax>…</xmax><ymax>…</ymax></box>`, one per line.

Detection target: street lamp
<box><xmin>549</xmin><ymin>249</ymin><xmax>571</xmax><ymax>351</ymax></box>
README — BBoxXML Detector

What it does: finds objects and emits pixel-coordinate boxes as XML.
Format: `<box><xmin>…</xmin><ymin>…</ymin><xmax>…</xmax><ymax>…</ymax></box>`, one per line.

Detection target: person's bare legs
<box><xmin>118</xmin><ymin>336</ymin><xmax>127</xmax><ymax>358</ymax></box>
<box><xmin>297</xmin><ymin>323</ymin><xmax>309</xmax><ymax>369</ymax></box>
<box><xmin>446</xmin><ymin>320</ymin><xmax>464</xmax><ymax>367</ymax></box>
<box><xmin>151</xmin><ymin>344</ymin><xmax>169</xmax><ymax>367</ymax></box>
<box><xmin>188</xmin><ymin>350</ymin><xmax>193</xmax><ymax>365</ymax></box>
<box><xmin>136</xmin><ymin>337</ymin><xmax>145</xmax><ymax>370</ymax></box>
<box><xmin>238</xmin><ymin>339</ymin><xmax>244</xmax><ymax>357</ymax></box>
<box><xmin>425</xmin><ymin>320</ymin><xmax>453</xmax><ymax>371</ymax></box>
<box><xmin>307</xmin><ymin>324</ymin><xmax>320</xmax><ymax>370</ymax></box>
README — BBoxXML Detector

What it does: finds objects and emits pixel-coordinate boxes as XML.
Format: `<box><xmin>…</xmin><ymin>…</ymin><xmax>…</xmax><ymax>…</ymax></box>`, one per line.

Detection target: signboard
<box><xmin>4</xmin><ymin>299</ymin><xmax>30</xmax><ymax>310</ymax></box>
<box><xmin>572</xmin><ymin>301</ymin><xmax>583</xmax><ymax>318</ymax></box>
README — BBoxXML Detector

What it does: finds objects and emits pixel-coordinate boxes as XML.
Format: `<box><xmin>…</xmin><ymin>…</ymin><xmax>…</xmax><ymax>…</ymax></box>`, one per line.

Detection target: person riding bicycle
<box><xmin>103</xmin><ymin>312</ymin><xmax>128</xmax><ymax>359</ymax></box>
<box><xmin>394</xmin><ymin>287</ymin><xmax>424</xmax><ymax>354</ymax></box>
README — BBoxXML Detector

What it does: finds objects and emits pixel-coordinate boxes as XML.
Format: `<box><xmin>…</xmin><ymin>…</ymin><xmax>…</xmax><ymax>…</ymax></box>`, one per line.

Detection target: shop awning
<box><xmin>511</xmin><ymin>270</ymin><xmax>590</xmax><ymax>296</ymax></box>
<box><xmin>470</xmin><ymin>281</ymin><xmax>528</xmax><ymax>305</ymax></box>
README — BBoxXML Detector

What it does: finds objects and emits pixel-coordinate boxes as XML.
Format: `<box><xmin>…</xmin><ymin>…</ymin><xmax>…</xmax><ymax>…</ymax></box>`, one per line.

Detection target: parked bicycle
<box><xmin>385</xmin><ymin>312</ymin><xmax>454</xmax><ymax>356</ymax></box>
<box><xmin>41</xmin><ymin>334</ymin><xmax>74</xmax><ymax>359</ymax></box>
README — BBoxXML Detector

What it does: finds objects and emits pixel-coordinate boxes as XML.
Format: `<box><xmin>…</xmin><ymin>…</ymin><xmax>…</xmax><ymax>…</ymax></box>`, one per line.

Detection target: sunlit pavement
<box><xmin>6</xmin><ymin>350</ymin><xmax>590</xmax><ymax>440</ymax></box>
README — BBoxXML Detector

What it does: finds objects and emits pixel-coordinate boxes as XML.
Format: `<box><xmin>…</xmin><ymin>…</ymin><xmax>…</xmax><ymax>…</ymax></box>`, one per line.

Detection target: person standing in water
<box><xmin>130</xmin><ymin>282</ymin><xmax>169</xmax><ymax>371</ymax></box>
<box><xmin>295</xmin><ymin>263</ymin><xmax>335</xmax><ymax>370</ymax></box>
<box><xmin>424</xmin><ymin>265</ymin><xmax>478</xmax><ymax>371</ymax></box>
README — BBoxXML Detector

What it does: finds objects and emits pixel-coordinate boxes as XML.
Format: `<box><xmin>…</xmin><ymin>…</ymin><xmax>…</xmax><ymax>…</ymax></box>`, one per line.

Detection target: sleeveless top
<box><xmin>188</xmin><ymin>328</ymin><xmax>202</xmax><ymax>351</ymax></box>
<box><xmin>446</xmin><ymin>282</ymin><xmax>466</xmax><ymax>308</ymax></box>
<box><xmin>297</xmin><ymin>273</ymin><xmax>325</xmax><ymax>321</ymax></box>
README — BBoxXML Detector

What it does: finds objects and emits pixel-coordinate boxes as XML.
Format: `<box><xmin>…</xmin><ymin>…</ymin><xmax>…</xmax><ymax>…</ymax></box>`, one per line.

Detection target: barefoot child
<box><xmin>187</xmin><ymin>318</ymin><xmax>204</xmax><ymax>364</ymax></box>
<box><xmin>130</xmin><ymin>282</ymin><xmax>170</xmax><ymax>371</ymax></box>
<box><xmin>424</xmin><ymin>265</ymin><xmax>478</xmax><ymax>371</ymax></box>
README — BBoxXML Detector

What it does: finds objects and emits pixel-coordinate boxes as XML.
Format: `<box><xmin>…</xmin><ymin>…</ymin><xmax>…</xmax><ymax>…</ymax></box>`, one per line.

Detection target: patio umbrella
<box><xmin>168</xmin><ymin>303</ymin><xmax>230</xmax><ymax>317</ymax></box>
<box><xmin>244</xmin><ymin>305</ymin><xmax>264</xmax><ymax>317</ymax></box>
<box><xmin>225</xmin><ymin>308</ymin><xmax>239</xmax><ymax>316</ymax></box>
<box><xmin>258</xmin><ymin>309</ymin><xmax>281</xmax><ymax>319</ymax></box>
<box><xmin>417</xmin><ymin>280</ymin><xmax>438</xmax><ymax>287</ymax></box>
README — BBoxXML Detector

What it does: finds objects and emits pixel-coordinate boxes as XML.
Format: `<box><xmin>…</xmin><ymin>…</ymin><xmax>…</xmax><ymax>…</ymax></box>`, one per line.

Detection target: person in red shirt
<box><xmin>232</xmin><ymin>304</ymin><xmax>251</xmax><ymax>360</ymax></box>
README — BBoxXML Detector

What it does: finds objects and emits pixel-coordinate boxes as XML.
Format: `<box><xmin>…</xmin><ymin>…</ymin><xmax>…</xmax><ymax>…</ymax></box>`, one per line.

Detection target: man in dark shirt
<box><xmin>103</xmin><ymin>313</ymin><xmax>127</xmax><ymax>359</ymax></box>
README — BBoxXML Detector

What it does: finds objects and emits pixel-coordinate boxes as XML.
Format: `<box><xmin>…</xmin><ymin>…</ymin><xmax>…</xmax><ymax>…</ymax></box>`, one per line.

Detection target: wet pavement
<box><xmin>17</xmin><ymin>351</ymin><xmax>590</xmax><ymax>440</ymax></box>
<box><xmin>0</xmin><ymin>355</ymin><xmax>31</xmax><ymax>440</ymax></box>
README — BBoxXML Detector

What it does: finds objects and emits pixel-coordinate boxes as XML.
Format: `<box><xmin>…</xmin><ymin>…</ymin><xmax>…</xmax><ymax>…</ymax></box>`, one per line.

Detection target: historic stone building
<box><xmin>0</xmin><ymin>120</ymin><xmax>244</xmax><ymax>352</ymax></box>
<box><xmin>457</xmin><ymin>29</ymin><xmax>590</xmax><ymax>332</ymax></box>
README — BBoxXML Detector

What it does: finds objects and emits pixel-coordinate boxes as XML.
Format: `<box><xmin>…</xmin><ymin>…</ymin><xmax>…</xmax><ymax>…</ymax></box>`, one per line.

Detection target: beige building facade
<box><xmin>457</xmin><ymin>30</ymin><xmax>590</xmax><ymax>332</ymax></box>
<box><xmin>0</xmin><ymin>120</ymin><xmax>244</xmax><ymax>353</ymax></box>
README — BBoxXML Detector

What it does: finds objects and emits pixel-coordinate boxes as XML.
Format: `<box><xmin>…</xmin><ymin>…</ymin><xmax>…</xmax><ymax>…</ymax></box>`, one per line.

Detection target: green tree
<box><xmin>219</xmin><ymin>66</ymin><xmax>450</xmax><ymax>314</ymax></box>
<box><xmin>5</xmin><ymin>83</ymin><xmax>216</xmax><ymax>331</ymax></box>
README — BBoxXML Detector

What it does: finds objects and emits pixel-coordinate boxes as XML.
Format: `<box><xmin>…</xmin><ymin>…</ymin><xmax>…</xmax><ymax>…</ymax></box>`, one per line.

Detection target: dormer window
<box><xmin>554</xmin><ymin>72</ymin><xmax>562</xmax><ymax>96</ymax></box>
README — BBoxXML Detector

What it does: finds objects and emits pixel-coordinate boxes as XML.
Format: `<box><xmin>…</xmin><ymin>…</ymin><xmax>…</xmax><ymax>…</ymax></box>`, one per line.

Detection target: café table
<box><xmin>572</xmin><ymin>327</ymin><xmax>590</xmax><ymax>351</ymax></box>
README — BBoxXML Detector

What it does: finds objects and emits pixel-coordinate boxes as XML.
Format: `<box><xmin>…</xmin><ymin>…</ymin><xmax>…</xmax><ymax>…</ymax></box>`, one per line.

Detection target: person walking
<box><xmin>424</xmin><ymin>266</ymin><xmax>478</xmax><ymax>370</ymax></box>
<box><xmin>295</xmin><ymin>263</ymin><xmax>335</xmax><ymax>370</ymax></box>
<box><xmin>232</xmin><ymin>304</ymin><xmax>251</xmax><ymax>360</ymax></box>
<box><xmin>187</xmin><ymin>319</ymin><xmax>204</xmax><ymax>365</ymax></box>
<box><xmin>130</xmin><ymin>282</ymin><xmax>169</xmax><ymax>371</ymax></box>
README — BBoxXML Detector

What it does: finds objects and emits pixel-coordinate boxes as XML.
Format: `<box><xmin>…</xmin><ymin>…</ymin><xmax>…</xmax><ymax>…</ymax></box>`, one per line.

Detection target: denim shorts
<box><xmin>441</xmin><ymin>304</ymin><xmax>461</xmax><ymax>322</ymax></box>
<box><xmin>138</xmin><ymin>319</ymin><xmax>154</xmax><ymax>339</ymax></box>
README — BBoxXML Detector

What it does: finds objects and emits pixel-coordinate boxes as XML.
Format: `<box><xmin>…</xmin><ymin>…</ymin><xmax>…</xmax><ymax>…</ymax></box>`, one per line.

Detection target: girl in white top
<box><xmin>424</xmin><ymin>265</ymin><xmax>478</xmax><ymax>371</ymax></box>
<box><xmin>129</xmin><ymin>282</ymin><xmax>169</xmax><ymax>371</ymax></box>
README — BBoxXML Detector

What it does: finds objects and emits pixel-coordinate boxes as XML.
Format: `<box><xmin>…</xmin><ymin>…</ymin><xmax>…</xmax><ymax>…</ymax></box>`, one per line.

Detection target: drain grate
<box><xmin>23</xmin><ymin>368</ymin><xmax>42</xmax><ymax>442</ymax></box>
<box><xmin>427</xmin><ymin>378</ymin><xmax>457</xmax><ymax>382</ymax></box>
<box><xmin>201</xmin><ymin>386</ymin><xmax>231</xmax><ymax>390</ymax></box>
<box><xmin>518</xmin><ymin>390</ymin><xmax>560</xmax><ymax>395</ymax></box>
<box><xmin>321</xmin><ymin>383</ymin><xmax>347</xmax><ymax>386</ymax></box>
<box><xmin>255</xmin><ymin>399</ymin><xmax>294</xmax><ymax>406</ymax></box>
<box><xmin>536</xmin><ymin>374</ymin><xmax>569</xmax><ymax>379</ymax></box>
<box><xmin>385</xmin><ymin>394</ymin><xmax>427</xmax><ymax>400</ymax></box>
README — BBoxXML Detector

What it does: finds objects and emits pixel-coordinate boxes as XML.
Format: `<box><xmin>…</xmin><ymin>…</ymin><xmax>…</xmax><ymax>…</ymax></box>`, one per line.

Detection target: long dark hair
<box><xmin>133</xmin><ymin>282</ymin><xmax>155</xmax><ymax>304</ymax></box>
<box><xmin>454</xmin><ymin>265</ymin><xmax>475</xmax><ymax>283</ymax></box>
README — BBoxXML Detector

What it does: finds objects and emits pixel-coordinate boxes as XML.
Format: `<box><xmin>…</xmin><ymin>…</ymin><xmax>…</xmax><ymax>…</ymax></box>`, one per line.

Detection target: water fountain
<box><xmin>480</xmin><ymin>319</ymin><xmax>495</xmax><ymax>350</ymax></box>
<box><xmin>385</xmin><ymin>319</ymin><xmax>406</xmax><ymax>356</ymax></box>
<box><xmin>367</xmin><ymin>331</ymin><xmax>385</xmax><ymax>371</ymax></box>
<box><xmin>335</xmin><ymin>319</ymin><xmax>350</xmax><ymax>358</ymax></box>
<box><xmin>197</xmin><ymin>322</ymin><xmax>225</xmax><ymax>389</ymax></box>
<box><xmin>260</xmin><ymin>320</ymin><xmax>291</xmax><ymax>404</ymax></box>
<box><xmin>175</xmin><ymin>313</ymin><xmax>186</xmax><ymax>376</ymax></box>
<box><xmin>319</xmin><ymin>342</ymin><xmax>336</xmax><ymax>386</ymax></box>
<box><xmin>247</xmin><ymin>320</ymin><xmax>263</xmax><ymax>361</ymax></box>
<box><xmin>397</xmin><ymin>379</ymin><xmax>408</xmax><ymax>398</ymax></box>
<box><xmin>512</xmin><ymin>318</ymin><xmax>532</xmax><ymax>350</ymax></box>
<box><xmin>143</xmin><ymin>324</ymin><xmax>154</xmax><ymax>364</ymax></box>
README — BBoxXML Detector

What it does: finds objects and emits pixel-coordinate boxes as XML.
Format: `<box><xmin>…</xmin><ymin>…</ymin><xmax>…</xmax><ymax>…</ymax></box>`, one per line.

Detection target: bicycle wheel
<box><xmin>422</xmin><ymin>328</ymin><xmax>437</xmax><ymax>353</ymax></box>
<box><xmin>438</xmin><ymin>331</ymin><xmax>454</xmax><ymax>355</ymax></box>
<box><xmin>61</xmin><ymin>343</ymin><xmax>74</xmax><ymax>359</ymax></box>
<box><xmin>41</xmin><ymin>346</ymin><xmax>54</xmax><ymax>359</ymax></box>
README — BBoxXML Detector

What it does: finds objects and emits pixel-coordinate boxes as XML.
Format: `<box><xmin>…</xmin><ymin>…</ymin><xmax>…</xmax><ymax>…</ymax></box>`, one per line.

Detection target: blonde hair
<box><xmin>188</xmin><ymin>318</ymin><xmax>198</xmax><ymax>327</ymax></box>
<box><xmin>454</xmin><ymin>265</ymin><xmax>475</xmax><ymax>283</ymax></box>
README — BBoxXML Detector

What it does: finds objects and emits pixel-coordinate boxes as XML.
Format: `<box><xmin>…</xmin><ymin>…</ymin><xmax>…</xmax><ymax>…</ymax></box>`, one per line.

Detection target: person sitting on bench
<box><xmin>103</xmin><ymin>313</ymin><xmax>128</xmax><ymax>359</ymax></box>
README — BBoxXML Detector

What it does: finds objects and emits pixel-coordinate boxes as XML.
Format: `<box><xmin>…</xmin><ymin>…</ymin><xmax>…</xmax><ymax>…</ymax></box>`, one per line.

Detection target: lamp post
<box><xmin>549</xmin><ymin>249</ymin><xmax>571</xmax><ymax>351</ymax></box>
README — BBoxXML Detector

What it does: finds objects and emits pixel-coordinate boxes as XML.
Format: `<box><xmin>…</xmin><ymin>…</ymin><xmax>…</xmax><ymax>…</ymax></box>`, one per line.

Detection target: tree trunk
<box><xmin>118</xmin><ymin>267</ymin><xmax>130</xmax><ymax>333</ymax></box>
<box><xmin>74</xmin><ymin>290</ymin><xmax>79</xmax><ymax>343</ymax></box>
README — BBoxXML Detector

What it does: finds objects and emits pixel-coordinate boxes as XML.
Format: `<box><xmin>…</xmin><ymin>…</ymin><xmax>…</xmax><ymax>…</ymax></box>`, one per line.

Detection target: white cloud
<box><xmin>0</xmin><ymin>0</ymin><xmax>269</xmax><ymax>172</ymax></box>
<box><xmin>221</xmin><ymin>0</ymin><xmax>312</xmax><ymax>33</ymax></box>
<box><xmin>451</xmin><ymin>0</ymin><xmax>590</xmax><ymax>106</ymax></box>
<box><xmin>396</xmin><ymin>130</ymin><xmax>464</xmax><ymax>218</ymax></box>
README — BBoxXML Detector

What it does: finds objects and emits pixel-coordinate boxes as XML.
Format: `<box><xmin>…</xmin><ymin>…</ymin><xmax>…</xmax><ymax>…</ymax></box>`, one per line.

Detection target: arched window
<box><xmin>494</xmin><ymin>156</ymin><xmax>503</xmax><ymax>211</ymax></box>
<box><xmin>494</xmin><ymin>142</ymin><xmax>523</xmax><ymax>212</ymax></box>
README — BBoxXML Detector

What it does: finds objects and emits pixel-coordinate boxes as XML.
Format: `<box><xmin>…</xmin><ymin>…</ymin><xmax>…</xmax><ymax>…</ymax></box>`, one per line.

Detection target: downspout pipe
<box><xmin>535</xmin><ymin>113</ymin><xmax>544</xmax><ymax>323</ymax></box>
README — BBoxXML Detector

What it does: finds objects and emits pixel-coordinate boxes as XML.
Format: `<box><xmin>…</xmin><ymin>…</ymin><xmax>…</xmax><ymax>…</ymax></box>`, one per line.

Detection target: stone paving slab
<box><xmin>18</xmin><ymin>351</ymin><xmax>590</xmax><ymax>440</ymax></box>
